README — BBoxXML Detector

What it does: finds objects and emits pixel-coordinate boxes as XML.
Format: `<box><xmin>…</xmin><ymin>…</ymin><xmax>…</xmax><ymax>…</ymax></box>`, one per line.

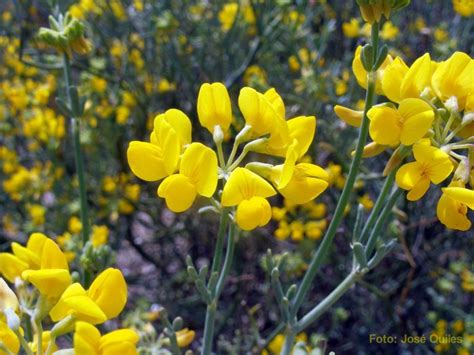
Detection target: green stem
<box><xmin>13</xmin><ymin>329</ymin><xmax>34</xmax><ymax>355</ymax></box>
<box><xmin>63</xmin><ymin>54</ymin><xmax>90</xmax><ymax>246</ymax></box>
<box><xmin>295</xmin><ymin>272</ymin><xmax>359</xmax><ymax>332</ymax></box>
<box><xmin>35</xmin><ymin>318</ymin><xmax>43</xmax><ymax>355</ymax></box>
<box><xmin>215</xmin><ymin>225</ymin><xmax>237</xmax><ymax>297</ymax></box>
<box><xmin>202</xmin><ymin>300</ymin><xmax>217</xmax><ymax>355</ymax></box>
<box><xmin>290</xmin><ymin>49</ymin><xmax>377</xmax><ymax>316</ymax></box>
<box><xmin>281</xmin><ymin>327</ymin><xmax>296</xmax><ymax>355</ymax></box>
<box><xmin>365</xmin><ymin>188</ymin><xmax>402</xmax><ymax>258</ymax></box>
<box><xmin>209</xmin><ymin>210</ymin><xmax>230</xmax><ymax>277</ymax></box>
<box><xmin>359</xmin><ymin>170</ymin><xmax>396</xmax><ymax>245</ymax></box>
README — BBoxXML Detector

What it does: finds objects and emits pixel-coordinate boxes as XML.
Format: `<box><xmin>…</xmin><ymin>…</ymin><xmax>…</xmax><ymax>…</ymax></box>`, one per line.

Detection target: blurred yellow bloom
<box><xmin>28</xmin><ymin>204</ymin><xmax>46</xmax><ymax>226</ymax></box>
<box><xmin>197</xmin><ymin>82</ymin><xmax>233</xmax><ymax>133</ymax></box>
<box><xmin>452</xmin><ymin>0</ymin><xmax>474</xmax><ymax>16</ymax></box>
<box><xmin>157</xmin><ymin>78</ymin><xmax>176</xmax><ymax>93</ymax></box>
<box><xmin>342</xmin><ymin>18</ymin><xmax>360</xmax><ymax>38</ymax></box>
<box><xmin>367</xmin><ymin>98</ymin><xmax>434</xmax><ymax>146</ymax></box>
<box><xmin>380</xmin><ymin>21</ymin><xmax>399</xmax><ymax>40</ymax></box>
<box><xmin>50</xmin><ymin>268</ymin><xmax>127</xmax><ymax>324</ymax></box>
<box><xmin>158</xmin><ymin>143</ymin><xmax>217</xmax><ymax>212</ymax></box>
<box><xmin>218</xmin><ymin>3</ymin><xmax>238</xmax><ymax>32</ymax></box>
<box><xmin>127</xmin><ymin>109</ymin><xmax>192</xmax><ymax>181</ymax></box>
<box><xmin>91</xmin><ymin>225</ymin><xmax>109</xmax><ymax>248</ymax></box>
<box><xmin>68</xmin><ymin>216</ymin><xmax>83</xmax><ymax>234</ymax></box>
<box><xmin>431</xmin><ymin>51</ymin><xmax>474</xmax><ymax>111</ymax></box>
<box><xmin>396</xmin><ymin>142</ymin><xmax>453</xmax><ymax>201</ymax></box>
<box><xmin>74</xmin><ymin>321</ymin><xmax>138</xmax><ymax>355</ymax></box>
<box><xmin>222</xmin><ymin>168</ymin><xmax>276</xmax><ymax>231</ymax></box>
<box><xmin>175</xmin><ymin>328</ymin><xmax>196</xmax><ymax>347</ymax></box>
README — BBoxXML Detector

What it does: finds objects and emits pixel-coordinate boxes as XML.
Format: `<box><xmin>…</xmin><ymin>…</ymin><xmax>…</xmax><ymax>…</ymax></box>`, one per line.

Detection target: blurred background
<box><xmin>0</xmin><ymin>0</ymin><xmax>473</xmax><ymax>353</ymax></box>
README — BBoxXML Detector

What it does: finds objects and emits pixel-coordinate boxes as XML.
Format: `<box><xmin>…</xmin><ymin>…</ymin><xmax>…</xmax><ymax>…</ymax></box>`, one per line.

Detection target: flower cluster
<box><xmin>0</xmin><ymin>233</ymin><xmax>136</xmax><ymax>354</ymax></box>
<box><xmin>336</xmin><ymin>50</ymin><xmax>474</xmax><ymax>231</ymax></box>
<box><xmin>128</xmin><ymin>83</ymin><xmax>329</xmax><ymax>231</ymax></box>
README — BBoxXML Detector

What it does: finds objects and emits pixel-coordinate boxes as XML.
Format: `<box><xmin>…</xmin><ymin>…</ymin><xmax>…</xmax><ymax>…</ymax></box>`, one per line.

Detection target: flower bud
<box><xmin>334</xmin><ymin>105</ymin><xmax>363</xmax><ymax>127</ymax></box>
<box><xmin>357</xmin><ymin>0</ymin><xmax>410</xmax><ymax>23</ymax></box>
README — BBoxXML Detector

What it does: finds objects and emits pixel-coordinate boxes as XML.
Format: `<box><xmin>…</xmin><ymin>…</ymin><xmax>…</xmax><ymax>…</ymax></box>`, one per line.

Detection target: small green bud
<box><xmin>373</xmin><ymin>44</ymin><xmax>389</xmax><ymax>71</ymax></box>
<box><xmin>361</xmin><ymin>44</ymin><xmax>374</xmax><ymax>72</ymax></box>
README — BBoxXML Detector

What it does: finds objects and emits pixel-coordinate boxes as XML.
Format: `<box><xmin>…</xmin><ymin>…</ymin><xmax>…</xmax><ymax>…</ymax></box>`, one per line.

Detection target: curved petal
<box><xmin>437</xmin><ymin>193</ymin><xmax>471</xmax><ymax>231</ymax></box>
<box><xmin>74</xmin><ymin>322</ymin><xmax>101</xmax><ymax>355</ymax></box>
<box><xmin>367</xmin><ymin>106</ymin><xmax>402</xmax><ymax>146</ymax></box>
<box><xmin>399</xmin><ymin>98</ymin><xmax>434</xmax><ymax>145</ymax></box>
<box><xmin>158</xmin><ymin>174</ymin><xmax>197</xmax><ymax>212</ymax></box>
<box><xmin>236</xmin><ymin>196</ymin><xmax>272</xmax><ymax>231</ymax></box>
<box><xmin>400</xmin><ymin>53</ymin><xmax>432</xmax><ymax>99</ymax></box>
<box><xmin>197</xmin><ymin>83</ymin><xmax>232</xmax><ymax>133</ymax></box>
<box><xmin>442</xmin><ymin>187</ymin><xmax>474</xmax><ymax>209</ymax></box>
<box><xmin>382</xmin><ymin>56</ymin><xmax>409</xmax><ymax>103</ymax></box>
<box><xmin>88</xmin><ymin>268</ymin><xmax>127</xmax><ymax>320</ymax></box>
<box><xmin>406</xmin><ymin>177</ymin><xmax>430</xmax><ymax>201</ymax></box>
<box><xmin>180</xmin><ymin>143</ymin><xmax>218</xmax><ymax>197</ymax></box>
<box><xmin>396</xmin><ymin>162</ymin><xmax>423</xmax><ymax>190</ymax></box>
<box><xmin>127</xmin><ymin>141</ymin><xmax>167</xmax><ymax>181</ymax></box>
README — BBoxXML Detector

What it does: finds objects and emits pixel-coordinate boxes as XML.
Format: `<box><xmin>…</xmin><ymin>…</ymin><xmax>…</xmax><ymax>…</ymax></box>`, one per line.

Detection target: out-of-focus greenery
<box><xmin>0</xmin><ymin>0</ymin><xmax>472</xmax><ymax>354</ymax></box>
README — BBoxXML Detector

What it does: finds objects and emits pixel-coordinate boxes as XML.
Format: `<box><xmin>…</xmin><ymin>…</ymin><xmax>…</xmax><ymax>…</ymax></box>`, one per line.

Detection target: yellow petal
<box><xmin>180</xmin><ymin>143</ymin><xmax>218</xmax><ymax>197</ymax></box>
<box><xmin>197</xmin><ymin>83</ymin><xmax>232</xmax><ymax>133</ymax></box>
<box><xmin>432</xmin><ymin>52</ymin><xmax>474</xmax><ymax>110</ymax></box>
<box><xmin>127</xmin><ymin>141</ymin><xmax>168</xmax><ymax>181</ymax></box>
<box><xmin>406</xmin><ymin>177</ymin><xmax>430</xmax><ymax>201</ymax></box>
<box><xmin>64</xmin><ymin>295</ymin><xmax>108</xmax><ymax>324</ymax></box>
<box><xmin>100</xmin><ymin>329</ymin><xmax>139</xmax><ymax>350</ymax></box>
<box><xmin>0</xmin><ymin>321</ymin><xmax>20</xmax><ymax>354</ymax></box>
<box><xmin>101</xmin><ymin>342</ymin><xmax>137</xmax><ymax>355</ymax></box>
<box><xmin>396</xmin><ymin>162</ymin><xmax>423</xmax><ymax>190</ymax></box>
<box><xmin>74</xmin><ymin>322</ymin><xmax>101</xmax><ymax>355</ymax></box>
<box><xmin>287</xmin><ymin>115</ymin><xmax>316</xmax><ymax>158</ymax></box>
<box><xmin>412</xmin><ymin>144</ymin><xmax>453</xmax><ymax>184</ymax></box>
<box><xmin>238</xmin><ymin>87</ymin><xmax>278</xmax><ymax>136</ymax></box>
<box><xmin>398</xmin><ymin>98</ymin><xmax>434</xmax><ymax>146</ymax></box>
<box><xmin>49</xmin><ymin>283</ymin><xmax>87</xmax><ymax>322</ymax></box>
<box><xmin>40</xmin><ymin>239</ymin><xmax>69</xmax><ymax>270</ymax></box>
<box><xmin>334</xmin><ymin>105</ymin><xmax>363</xmax><ymax>127</ymax></box>
<box><xmin>278</xmin><ymin>164</ymin><xmax>329</xmax><ymax>204</ymax></box>
<box><xmin>442</xmin><ymin>187</ymin><xmax>474</xmax><ymax>209</ymax></box>
<box><xmin>26</xmin><ymin>233</ymin><xmax>48</xmax><ymax>257</ymax></box>
<box><xmin>12</xmin><ymin>243</ymin><xmax>41</xmax><ymax>269</ymax></box>
<box><xmin>0</xmin><ymin>277</ymin><xmax>19</xmax><ymax>311</ymax></box>
<box><xmin>154</xmin><ymin>109</ymin><xmax>192</xmax><ymax>146</ymax></box>
<box><xmin>87</xmin><ymin>268</ymin><xmax>127</xmax><ymax>320</ymax></box>
<box><xmin>400</xmin><ymin>53</ymin><xmax>432</xmax><ymax>100</ymax></box>
<box><xmin>0</xmin><ymin>253</ymin><xmax>28</xmax><ymax>283</ymax></box>
<box><xmin>22</xmin><ymin>269</ymin><xmax>71</xmax><ymax>297</ymax></box>
<box><xmin>367</xmin><ymin>106</ymin><xmax>402</xmax><ymax>146</ymax></box>
<box><xmin>221</xmin><ymin>168</ymin><xmax>276</xmax><ymax>206</ymax></box>
<box><xmin>158</xmin><ymin>174</ymin><xmax>197</xmax><ymax>212</ymax></box>
<box><xmin>175</xmin><ymin>328</ymin><xmax>196</xmax><ymax>348</ymax></box>
<box><xmin>437</xmin><ymin>190</ymin><xmax>471</xmax><ymax>231</ymax></box>
<box><xmin>382</xmin><ymin>56</ymin><xmax>409</xmax><ymax>103</ymax></box>
<box><xmin>236</xmin><ymin>196</ymin><xmax>272</xmax><ymax>231</ymax></box>
<box><xmin>277</xmin><ymin>144</ymin><xmax>299</xmax><ymax>189</ymax></box>
<box><xmin>264</xmin><ymin>88</ymin><xmax>285</xmax><ymax>120</ymax></box>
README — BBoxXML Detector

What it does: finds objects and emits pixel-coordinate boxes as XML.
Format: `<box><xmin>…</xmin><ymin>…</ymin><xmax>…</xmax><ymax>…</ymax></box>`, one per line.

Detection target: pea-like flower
<box><xmin>127</xmin><ymin>109</ymin><xmax>192</xmax><ymax>181</ymax></box>
<box><xmin>74</xmin><ymin>321</ymin><xmax>138</xmax><ymax>355</ymax></box>
<box><xmin>50</xmin><ymin>268</ymin><xmax>127</xmax><ymax>324</ymax></box>
<box><xmin>396</xmin><ymin>141</ymin><xmax>454</xmax><ymax>201</ymax></box>
<box><xmin>437</xmin><ymin>181</ymin><xmax>474</xmax><ymax>231</ymax></box>
<box><xmin>158</xmin><ymin>142</ymin><xmax>218</xmax><ymax>212</ymax></box>
<box><xmin>197</xmin><ymin>82</ymin><xmax>233</xmax><ymax>133</ymax></box>
<box><xmin>432</xmin><ymin>51</ymin><xmax>474</xmax><ymax>111</ymax></box>
<box><xmin>367</xmin><ymin>98</ymin><xmax>434</xmax><ymax>146</ymax></box>
<box><xmin>221</xmin><ymin>168</ymin><xmax>276</xmax><ymax>231</ymax></box>
<box><xmin>0</xmin><ymin>321</ymin><xmax>20</xmax><ymax>354</ymax></box>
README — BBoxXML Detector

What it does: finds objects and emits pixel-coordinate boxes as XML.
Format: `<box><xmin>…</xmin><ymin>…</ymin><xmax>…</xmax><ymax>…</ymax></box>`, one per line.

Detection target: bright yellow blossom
<box><xmin>396</xmin><ymin>142</ymin><xmax>454</xmax><ymax>201</ymax></box>
<box><xmin>342</xmin><ymin>18</ymin><xmax>360</xmax><ymax>38</ymax></box>
<box><xmin>221</xmin><ymin>168</ymin><xmax>276</xmax><ymax>231</ymax></box>
<box><xmin>367</xmin><ymin>98</ymin><xmax>434</xmax><ymax>146</ymax></box>
<box><xmin>197</xmin><ymin>82</ymin><xmax>233</xmax><ymax>133</ymax></box>
<box><xmin>437</xmin><ymin>182</ymin><xmax>472</xmax><ymax>231</ymax></box>
<box><xmin>74</xmin><ymin>321</ymin><xmax>138</xmax><ymax>355</ymax></box>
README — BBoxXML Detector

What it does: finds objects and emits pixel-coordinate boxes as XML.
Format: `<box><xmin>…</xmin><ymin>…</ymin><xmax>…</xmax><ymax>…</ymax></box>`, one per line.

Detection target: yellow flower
<box><xmin>380</xmin><ymin>21</ymin><xmax>399</xmax><ymax>40</ymax></box>
<box><xmin>175</xmin><ymin>328</ymin><xmax>195</xmax><ymax>348</ymax></box>
<box><xmin>342</xmin><ymin>18</ymin><xmax>360</xmax><ymax>38</ymax></box>
<box><xmin>91</xmin><ymin>225</ymin><xmax>109</xmax><ymax>248</ymax></box>
<box><xmin>367</xmin><ymin>98</ymin><xmax>434</xmax><ymax>146</ymax></box>
<box><xmin>221</xmin><ymin>168</ymin><xmax>276</xmax><ymax>231</ymax></box>
<box><xmin>238</xmin><ymin>87</ymin><xmax>289</xmax><ymax>150</ymax></box>
<box><xmin>218</xmin><ymin>3</ymin><xmax>238</xmax><ymax>32</ymax></box>
<box><xmin>431</xmin><ymin>51</ymin><xmax>474</xmax><ymax>111</ymax></box>
<box><xmin>158</xmin><ymin>143</ymin><xmax>217</xmax><ymax>212</ymax></box>
<box><xmin>352</xmin><ymin>45</ymin><xmax>392</xmax><ymax>95</ymax></box>
<box><xmin>382</xmin><ymin>53</ymin><xmax>435</xmax><ymax>103</ymax></box>
<box><xmin>29</xmin><ymin>331</ymin><xmax>58</xmax><ymax>354</ymax></box>
<box><xmin>396</xmin><ymin>142</ymin><xmax>454</xmax><ymax>201</ymax></box>
<box><xmin>127</xmin><ymin>109</ymin><xmax>192</xmax><ymax>181</ymax></box>
<box><xmin>437</xmin><ymin>182</ymin><xmax>472</xmax><ymax>231</ymax></box>
<box><xmin>452</xmin><ymin>0</ymin><xmax>474</xmax><ymax>16</ymax></box>
<box><xmin>197</xmin><ymin>82</ymin><xmax>233</xmax><ymax>133</ymax></box>
<box><xmin>0</xmin><ymin>321</ymin><xmax>20</xmax><ymax>354</ymax></box>
<box><xmin>28</xmin><ymin>204</ymin><xmax>46</xmax><ymax>226</ymax></box>
<box><xmin>68</xmin><ymin>216</ymin><xmax>83</xmax><ymax>234</ymax></box>
<box><xmin>50</xmin><ymin>268</ymin><xmax>127</xmax><ymax>324</ymax></box>
<box><xmin>22</xmin><ymin>238</ymin><xmax>72</xmax><ymax>297</ymax></box>
<box><xmin>74</xmin><ymin>321</ymin><xmax>138</xmax><ymax>355</ymax></box>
